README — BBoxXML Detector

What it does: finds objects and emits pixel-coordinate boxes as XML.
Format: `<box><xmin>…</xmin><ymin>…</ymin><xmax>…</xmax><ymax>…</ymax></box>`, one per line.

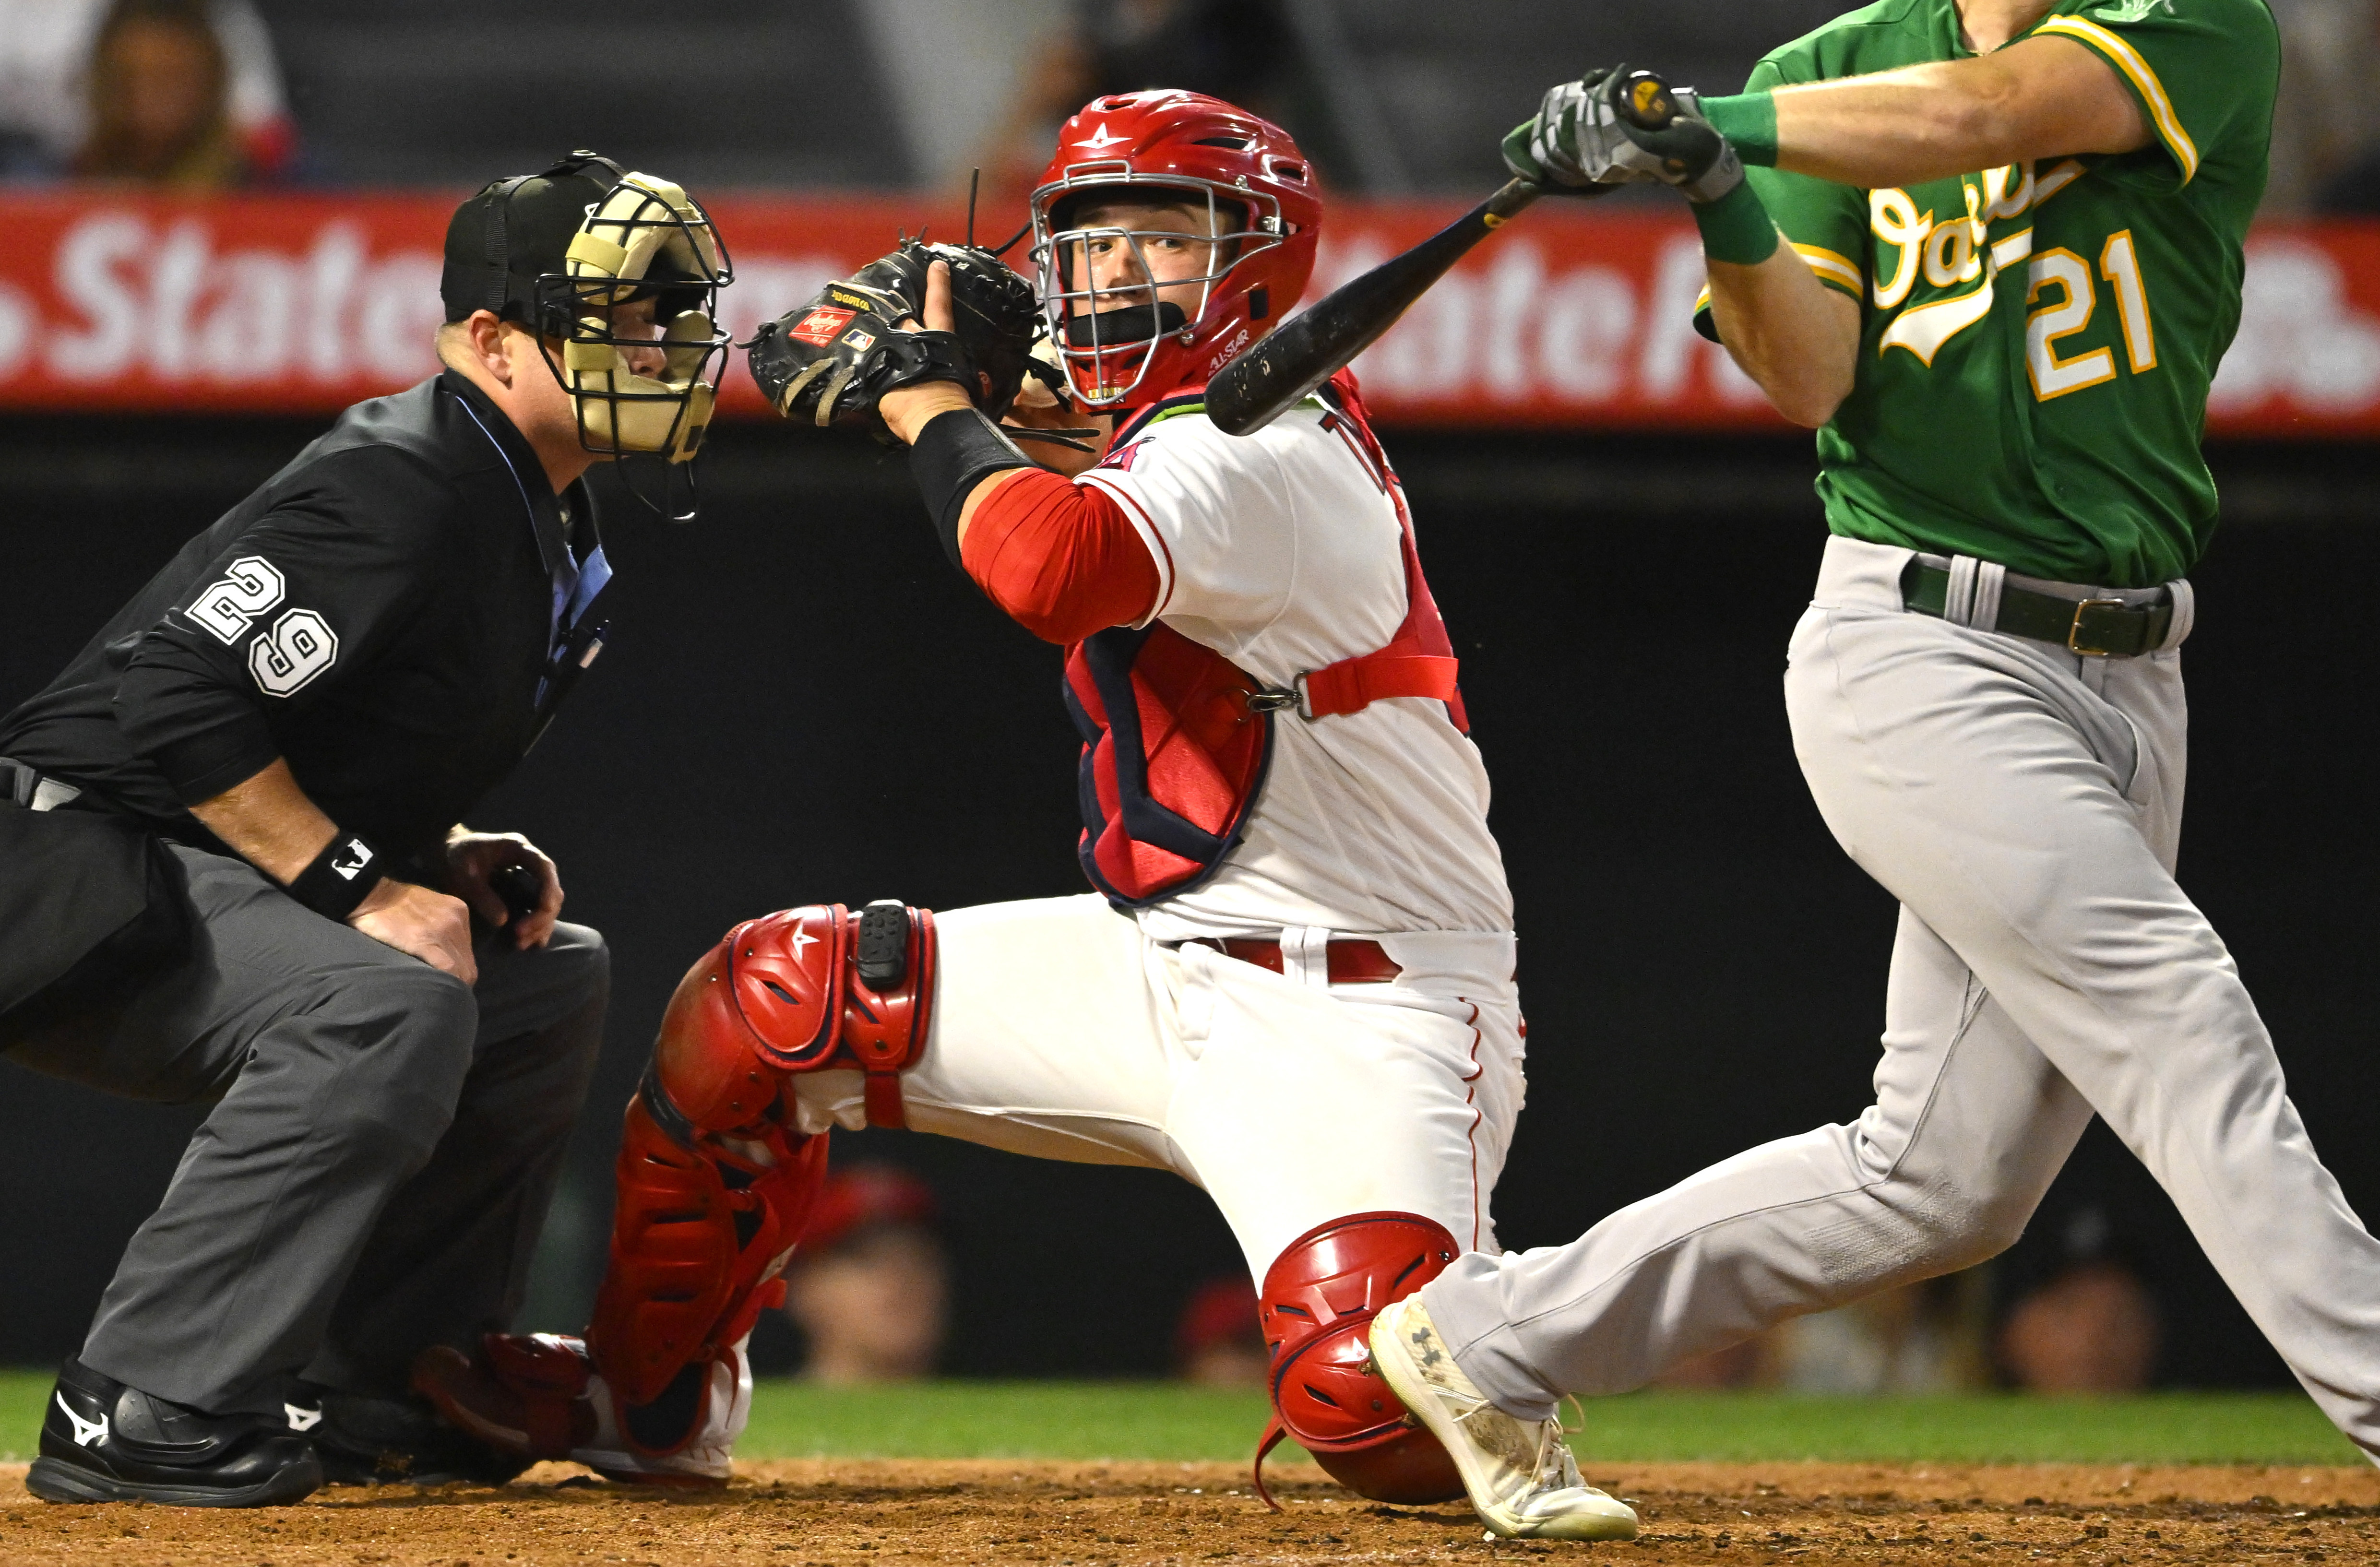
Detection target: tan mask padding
<box><xmin>558</xmin><ymin>170</ymin><xmax>725</xmax><ymax>464</ymax></box>
<box><xmin>565</xmin><ymin>173</ymin><xmax>721</xmax><ymax>305</ymax></box>
<box><xmin>564</xmin><ymin>309</ymin><xmax>718</xmax><ymax>463</ymax></box>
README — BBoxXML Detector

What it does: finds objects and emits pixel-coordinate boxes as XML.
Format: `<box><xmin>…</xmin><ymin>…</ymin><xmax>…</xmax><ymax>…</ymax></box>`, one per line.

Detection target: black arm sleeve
<box><xmin>114</xmin><ymin>447</ymin><xmax>458</xmax><ymax>806</ymax></box>
<box><xmin>907</xmin><ymin>408</ymin><xmax>1032</xmax><ymax>570</ymax></box>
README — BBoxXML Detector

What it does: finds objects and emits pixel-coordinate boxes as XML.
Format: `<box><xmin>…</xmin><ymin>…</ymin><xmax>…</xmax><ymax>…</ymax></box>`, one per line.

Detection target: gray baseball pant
<box><xmin>4</xmin><ymin>842</ymin><xmax>606</xmax><ymax>1416</ymax></box>
<box><xmin>1423</xmin><ymin>534</ymin><xmax>2380</xmax><ymax>1460</ymax></box>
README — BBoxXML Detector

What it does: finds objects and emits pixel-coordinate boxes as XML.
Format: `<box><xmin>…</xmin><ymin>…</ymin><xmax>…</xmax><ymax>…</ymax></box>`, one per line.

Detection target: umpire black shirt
<box><xmin>0</xmin><ymin>369</ymin><xmax>610</xmax><ymax>882</ymax></box>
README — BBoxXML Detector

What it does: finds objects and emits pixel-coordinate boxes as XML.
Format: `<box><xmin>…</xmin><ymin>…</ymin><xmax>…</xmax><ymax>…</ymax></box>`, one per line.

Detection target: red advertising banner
<box><xmin>1</xmin><ymin>190</ymin><xmax>2376</xmax><ymax>435</ymax></box>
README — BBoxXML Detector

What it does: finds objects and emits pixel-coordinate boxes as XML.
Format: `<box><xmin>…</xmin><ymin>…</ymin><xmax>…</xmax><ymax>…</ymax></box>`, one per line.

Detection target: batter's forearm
<box><xmin>1706</xmin><ymin>248</ymin><xmax>1861</xmax><ymax>429</ymax></box>
<box><xmin>1747</xmin><ymin>39</ymin><xmax>2149</xmax><ymax>186</ymax></box>
<box><xmin>1771</xmin><ymin>63</ymin><xmax>2035</xmax><ymax>185</ymax></box>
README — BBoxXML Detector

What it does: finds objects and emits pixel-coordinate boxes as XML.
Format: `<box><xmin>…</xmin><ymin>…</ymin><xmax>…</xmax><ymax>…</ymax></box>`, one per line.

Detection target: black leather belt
<box><xmin>1900</xmin><ymin>560</ymin><xmax>2173</xmax><ymax>658</ymax></box>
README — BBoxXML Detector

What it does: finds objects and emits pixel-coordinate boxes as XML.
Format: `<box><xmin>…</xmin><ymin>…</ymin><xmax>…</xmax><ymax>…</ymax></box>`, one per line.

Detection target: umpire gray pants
<box><xmin>4</xmin><ymin>842</ymin><xmax>606</xmax><ymax>1416</ymax></box>
<box><xmin>1423</xmin><ymin>534</ymin><xmax>2380</xmax><ymax>1461</ymax></box>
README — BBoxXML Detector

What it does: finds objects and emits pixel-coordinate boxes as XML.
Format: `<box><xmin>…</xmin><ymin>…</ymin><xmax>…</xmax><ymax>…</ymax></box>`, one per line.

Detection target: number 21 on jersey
<box><xmin>2025</xmin><ymin>230</ymin><xmax>2157</xmax><ymax>400</ymax></box>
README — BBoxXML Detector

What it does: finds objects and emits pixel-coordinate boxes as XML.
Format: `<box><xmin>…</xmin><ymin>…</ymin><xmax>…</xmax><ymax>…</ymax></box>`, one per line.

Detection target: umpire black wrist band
<box><xmin>286</xmin><ymin>831</ymin><xmax>384</xmax><ymax>921</ymax></box>
<box><xmin>909</xmin><ymin>407</ymin><xmax>1031</xmax><ymax>570</ymax></box>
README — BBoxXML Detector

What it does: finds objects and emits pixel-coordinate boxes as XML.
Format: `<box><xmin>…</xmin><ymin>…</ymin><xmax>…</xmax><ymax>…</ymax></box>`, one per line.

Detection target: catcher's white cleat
<box><xmin>411</xmin><ymin>1333</ymin><xmax>750</xmax><ymax>1490</ymax></box>
<box><xmin>1368</xmin><ymin>1295</ymin><xmax>1639</xmax><ymax>1541</ymax></box>
<box><xmin>563</xmin><ymin>1340</ymin><xmax>748</xmax><ymax>1488</ymax></box>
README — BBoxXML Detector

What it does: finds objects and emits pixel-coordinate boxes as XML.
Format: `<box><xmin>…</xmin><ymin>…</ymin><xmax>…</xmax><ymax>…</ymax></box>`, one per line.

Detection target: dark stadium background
<box><xmin>6</xmin><ymin>0</ymin><xmax>2379</xmax><ymax>1391</ymax></box>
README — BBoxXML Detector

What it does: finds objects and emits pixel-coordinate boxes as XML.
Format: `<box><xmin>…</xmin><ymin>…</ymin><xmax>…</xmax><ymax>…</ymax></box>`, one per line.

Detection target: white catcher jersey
<box><xmin>1078</xmin><ymin>403</ymin><xmax>1514</xmax><ymax>940</ymax></box>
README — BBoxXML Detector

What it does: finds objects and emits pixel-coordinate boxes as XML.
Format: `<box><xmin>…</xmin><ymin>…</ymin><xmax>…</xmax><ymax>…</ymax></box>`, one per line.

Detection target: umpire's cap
<box><xmin>439</xmin><ymin>151</ymin><xmax>620</xmax><ymax>327</ymax></box>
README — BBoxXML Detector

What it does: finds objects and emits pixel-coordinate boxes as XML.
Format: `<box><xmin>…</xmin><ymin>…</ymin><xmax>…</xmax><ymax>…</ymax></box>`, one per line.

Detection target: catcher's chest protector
<box><xmin>1065</xmin><ymin>619</ymin><xmax>1275</xmax><ymax>907</ymax></box>
<box><xmin>1062</xmin><ymin>373</ymin><xmax>1466</xmax><ymax>910</ymax></box>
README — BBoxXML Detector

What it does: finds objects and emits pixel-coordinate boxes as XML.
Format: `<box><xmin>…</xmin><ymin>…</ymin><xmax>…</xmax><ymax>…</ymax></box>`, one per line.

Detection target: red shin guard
<box><xmin>583</xmin><ymin>901</ymin><xmax>935</xmax><ymax>1415</ymax></box>
<box><xmin>587</xmin><ymin>1093</ymin><xmax>829</xmax><ymax>1407</ymax></box>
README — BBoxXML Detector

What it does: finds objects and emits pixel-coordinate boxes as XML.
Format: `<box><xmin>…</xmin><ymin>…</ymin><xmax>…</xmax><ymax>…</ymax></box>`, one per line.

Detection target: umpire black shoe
<box><xmin>25</xmin><ymin>1358</ymin><xmax>323</xmax><ymax>1507</ymax></box>
<box><xmin>305</xmin><ymin>1386</ymin><xmax>532</xmax><ymax>1487</ymax></box>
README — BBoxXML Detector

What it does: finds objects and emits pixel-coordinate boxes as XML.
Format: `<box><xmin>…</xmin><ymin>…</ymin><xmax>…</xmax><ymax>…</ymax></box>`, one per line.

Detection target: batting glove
<box><xmin>1601</xmin><ymin>72</ymin><xmax>1744</xmax><ymax>205</ymax></box>
<box><xmin>1501</xmin><ymin>68</ymin><xmax>1654</xmax><ymax>191</ymax></box>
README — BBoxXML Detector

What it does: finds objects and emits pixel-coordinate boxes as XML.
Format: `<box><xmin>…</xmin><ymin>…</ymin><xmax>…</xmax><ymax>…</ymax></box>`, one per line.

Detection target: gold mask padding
<box><xmin>564</xmin><ymin>309</ymin><xmax>719</xmax><ymax>464</ymax></box>
<box><xmin>565</xmin><ymin>173</ymin><xmax>721</xmax><ymax>305</ymax></box>
<box><xmin>555</xmin><ymin>169</ymin><xmax>726</xmax><ymax>464</ymax></box>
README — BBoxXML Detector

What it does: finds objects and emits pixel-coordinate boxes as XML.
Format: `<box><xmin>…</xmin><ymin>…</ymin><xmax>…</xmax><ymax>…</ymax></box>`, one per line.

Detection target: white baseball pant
<box><xmin>1421</xmin><ymin>534</ymin><xmax>2380</xmax><ymax>1461</ymax></box>
<box><xmin>789</xmin><ymin>892</ymin><xmax>1526</xmax><ymax>1278</ymax></box>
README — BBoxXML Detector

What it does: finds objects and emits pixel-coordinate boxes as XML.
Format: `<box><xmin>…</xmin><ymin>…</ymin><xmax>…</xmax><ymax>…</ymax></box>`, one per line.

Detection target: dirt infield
<box><xmin>5</xmin><ymin>1457</ymin><xmax>2377</xmax><ymax>1564</ymax></box>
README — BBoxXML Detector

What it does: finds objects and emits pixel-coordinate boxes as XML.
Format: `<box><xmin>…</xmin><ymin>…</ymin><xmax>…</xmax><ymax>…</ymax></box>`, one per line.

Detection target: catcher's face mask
<box><xmin>531</xmin><ymin>172</ymin><xmax>733</xmax><ymax>468</ymax></box>
<box><xmin>1031</xmin><ymin>181</ymin><xmax>1277</xmax><ymax>408</ymax></box>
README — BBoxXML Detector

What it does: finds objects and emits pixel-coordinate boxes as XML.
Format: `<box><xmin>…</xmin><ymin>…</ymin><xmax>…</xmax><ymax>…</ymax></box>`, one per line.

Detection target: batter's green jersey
<box><xmin>1700</xmin><ymin>0</ymin><xmax>2277</xmax><ymax>586</ymax></box>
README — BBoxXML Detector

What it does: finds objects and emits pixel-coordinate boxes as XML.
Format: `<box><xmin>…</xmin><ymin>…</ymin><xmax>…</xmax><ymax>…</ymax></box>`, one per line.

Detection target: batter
<box><xmin>1361</xmin><ymin>0</ymin><xmax>2380</xmax><ymax>1541</ymax></box>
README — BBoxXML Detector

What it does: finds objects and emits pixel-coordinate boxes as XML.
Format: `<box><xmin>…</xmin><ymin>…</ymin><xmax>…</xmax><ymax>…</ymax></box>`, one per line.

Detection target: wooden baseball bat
<box><xmin>1206</xmin><ymin>70</ymin><xmax>1675</xmax><ymax>438</ymax></box>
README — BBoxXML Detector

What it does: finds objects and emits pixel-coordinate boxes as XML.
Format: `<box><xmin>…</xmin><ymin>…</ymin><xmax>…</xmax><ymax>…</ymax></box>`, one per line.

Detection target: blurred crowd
<box><xmin>0</xmin><ymin>0</ymin><xmax>295</xmax><ymax>187</ymax></box>
<box><xmin>746</xmin><ymin>1164</ymin><xmax>950</xmax><ymax>1383</ymax></box>
<box><xmin>3</xmin><ymin>0</ymin><xmax>2378</xmax><ymax>214</ymax></box>
<box><xmin>759</xmin><ymin>1163</ymin><xmax>2164</xmax><ymax>1395</ymax></box>
<box><xmin>970</xmin><ymin>0</ymin><xmax>1305</xmax><ymax>209</ymax></box>
<box><xmin>1654</xmin><ymin>1205</ymin><xmax>2164</xmax><ymax>1395</ymax></box>
<box><xmin>743</xmin><ymin>1162</ymin><xmax>1273</xmax><ymax>1385</ymax></box>
<box><xmin>2272</xmin><ymin>0</ymin><xmax>2380</xmax><ymax>211</ymax></box>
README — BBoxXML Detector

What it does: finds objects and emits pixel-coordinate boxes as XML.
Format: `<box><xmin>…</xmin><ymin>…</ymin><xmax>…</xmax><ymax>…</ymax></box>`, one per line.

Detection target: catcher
<box><xmin>415</xmin><ymin>89</ymin><xmax>1637</xmax><ymax>1537</ymax></box>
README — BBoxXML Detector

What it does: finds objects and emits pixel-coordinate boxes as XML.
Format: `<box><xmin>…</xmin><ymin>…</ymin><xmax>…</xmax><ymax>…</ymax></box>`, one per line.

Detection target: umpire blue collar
<box><xmin>437</xmin><ymin>368</ymin><xmax>589</xmax><ymax>583</ymax></box>
<box><xmin>438</xmin><ymin>369</ymin><xmax>611</xmax><ymax>684</ymax></box>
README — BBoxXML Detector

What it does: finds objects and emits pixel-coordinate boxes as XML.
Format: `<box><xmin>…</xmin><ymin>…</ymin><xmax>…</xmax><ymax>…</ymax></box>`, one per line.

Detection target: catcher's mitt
<box><xmin>746</xmin><ymin>240</ymin><xmax>1046</xmax><ymax>432</ymax></box>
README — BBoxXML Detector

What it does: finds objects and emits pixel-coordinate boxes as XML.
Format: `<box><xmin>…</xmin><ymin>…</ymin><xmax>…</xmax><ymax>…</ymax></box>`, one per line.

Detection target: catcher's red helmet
<box><xmin>1029</xmin><ymin>89</ymin><xmax>1321</xmax><ymax>410</ymax></box>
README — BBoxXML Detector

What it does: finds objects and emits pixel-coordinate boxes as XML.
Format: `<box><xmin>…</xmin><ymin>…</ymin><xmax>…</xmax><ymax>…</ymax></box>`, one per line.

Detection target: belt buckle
<box><xmin>2066</xmin><ymin>597</ymin><xmax>2128</xmax><ymax>657</ymax></box>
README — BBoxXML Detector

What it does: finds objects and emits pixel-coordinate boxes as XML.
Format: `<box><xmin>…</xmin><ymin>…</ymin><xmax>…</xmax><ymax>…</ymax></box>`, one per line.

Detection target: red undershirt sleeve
<box><xmin>959</xmin><ymin>468</ymin><xmax>1163</xmax><ymax>645</ymax></box>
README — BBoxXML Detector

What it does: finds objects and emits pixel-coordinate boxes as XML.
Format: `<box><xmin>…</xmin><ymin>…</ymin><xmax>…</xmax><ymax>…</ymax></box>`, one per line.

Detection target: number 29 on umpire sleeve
<box><xmin>184</xmin><ymin>554</ymin><xmax>340</xmax><ymax>697</ymax></box>
<box><xmin>248</xmin><ymin>609</ymin><xmax>338</xmax><ymax>696</ymax></box>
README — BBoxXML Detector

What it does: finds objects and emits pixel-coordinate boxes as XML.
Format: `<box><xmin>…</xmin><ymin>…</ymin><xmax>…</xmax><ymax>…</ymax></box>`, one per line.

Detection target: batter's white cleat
<box><xmin>1368</xmin><ymin>1295</ymin><xmax>1639</xmax><ymax>1541</ymax></box>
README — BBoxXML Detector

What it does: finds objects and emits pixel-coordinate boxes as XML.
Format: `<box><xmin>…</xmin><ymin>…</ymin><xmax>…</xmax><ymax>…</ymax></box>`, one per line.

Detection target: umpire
<box><xmin>0</xmin><ymin>152</ymin><xmax>732</xmax><ymax>1506</ymax></box>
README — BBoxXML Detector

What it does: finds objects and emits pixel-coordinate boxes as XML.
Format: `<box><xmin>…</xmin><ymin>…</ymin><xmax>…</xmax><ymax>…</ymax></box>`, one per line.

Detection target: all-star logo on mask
<box><xmin>1079</xmin><ymin>122</ymin><xmax>1128</xmax><ymax>150</ymax></box>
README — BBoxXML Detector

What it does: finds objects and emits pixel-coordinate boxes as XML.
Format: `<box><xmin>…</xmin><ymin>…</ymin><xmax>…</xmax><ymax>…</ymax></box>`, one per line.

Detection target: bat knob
<box><xmin>1615</xmin><ymin>69</ymin><xmax>1676</xmax><ymax>131</ymax></box>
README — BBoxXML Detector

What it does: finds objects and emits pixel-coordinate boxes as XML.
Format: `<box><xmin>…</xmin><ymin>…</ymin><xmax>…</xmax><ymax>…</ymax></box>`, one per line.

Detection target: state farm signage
<box><xmin>1</xmin><ymin>190</ymin><xmax>2375</xmax><ymax>435</ymax></box>
<box><xmin>0</xmin><ymin>194</ymin><xmax>452</xmax><ymax>408</ymax></box>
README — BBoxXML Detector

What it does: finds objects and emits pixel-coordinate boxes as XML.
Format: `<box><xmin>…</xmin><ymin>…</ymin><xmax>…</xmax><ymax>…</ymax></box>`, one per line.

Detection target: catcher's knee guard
<box><xmin>590</xmin><ymin>900</ymin><xmax>937</xmax><ymax>1409</ymax></box>
<box><xmin>1254</xmin><ymin>1211</ymin><xmax>1464</xmax><ymax>1508</ymax></box>
<box><xmin>649</xmin><ymin>898</ymin><xmax>937</xmax><ymax>1134</ymax></box>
